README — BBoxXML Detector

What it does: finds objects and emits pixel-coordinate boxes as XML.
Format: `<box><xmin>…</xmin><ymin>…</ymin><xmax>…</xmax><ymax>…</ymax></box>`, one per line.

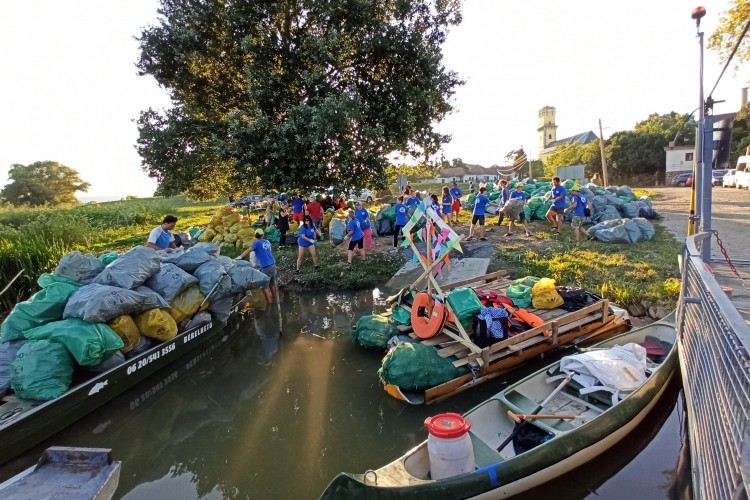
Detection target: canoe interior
<box><xmin>397</xmin><ymin>316</ymin><xmax>677</xmax><ymax>479</ymax></box>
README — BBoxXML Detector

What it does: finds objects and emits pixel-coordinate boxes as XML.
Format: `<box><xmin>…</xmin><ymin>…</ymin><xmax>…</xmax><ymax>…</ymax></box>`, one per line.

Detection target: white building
<box><xmin>664</xmin><ymin>145</ymin><xmax>694</xmax><ymax>173</ymax></box>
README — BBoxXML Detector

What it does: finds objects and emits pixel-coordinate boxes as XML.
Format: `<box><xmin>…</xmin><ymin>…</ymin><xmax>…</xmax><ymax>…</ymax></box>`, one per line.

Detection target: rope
<box><xmin>0</xmin><ymin>269</ymin><xmax>25</xmax><ymax>297</ymax></box>
<box><xmin>707</xmin><ymin>16</ymin><xmax>750</xmax><ymax>102</ymax></box>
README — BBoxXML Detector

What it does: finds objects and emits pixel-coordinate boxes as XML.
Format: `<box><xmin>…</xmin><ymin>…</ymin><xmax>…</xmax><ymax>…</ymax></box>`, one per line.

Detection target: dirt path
<box><xmin>649</xmin><ymin>186</ymin><xmax>750</xmax><ymax>261</ymax></box>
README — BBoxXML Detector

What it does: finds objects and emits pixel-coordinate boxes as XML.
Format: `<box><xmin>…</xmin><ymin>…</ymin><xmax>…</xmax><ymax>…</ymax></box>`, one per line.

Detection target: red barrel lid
<box><xmin>424</xmin><ymin>413</ymin><xmax>471</xmax><ymax>438</ymax></box>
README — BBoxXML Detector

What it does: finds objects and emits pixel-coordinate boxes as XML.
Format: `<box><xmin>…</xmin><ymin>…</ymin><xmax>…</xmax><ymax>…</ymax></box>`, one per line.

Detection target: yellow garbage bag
<box><xmin>531</xmin><ymin>278</ymin><xmax>564</xmax><ymax>310</ymax></box>
<box><xmin>223</xmin><ymin>212</ymin><xmax>241</xmax><ymax>226</ymax></box>
<box><xmin>215</xmin><ymin>206</ymin><xmax>234</xmax><ymax>217</ymax></box>
<box><xmin>214</xmin><ymin>225</ymin><xmax>226</xmax><ymax>234</ymax></box>
<box><xmin>229</xmin><ymin>222</ymin><xmax>243</xmax><ymax>233</ymax></box>
<box><xmin>212</xmin><ymin>234</ymin><xmax>224</xmax><ymax>243</ymax></box>
<box><xmin>208</xmin><ymin>215</ymin><xmax>223</xmax><ymax>226</ymax></box>
<box><xmin>237</xmin><ymin>227</ymin><xmax>254</xmax><ymax>238</ymax></box>
<box><xmin>169</xmin><ymin>285</ymin><xmax>206</xmax><ymax>323</ymax></box>
<box><xmin>134</xmin><ymin>308</ymin><xmax>178</xmax><ymax>342</ymax></box>
<box><xmin>223</xmin><ymin>233</ymin><xmax>238</xmax><ymax>243</ymax></box>
<box><xmin>108</xmin><ymin>315</ymin><xmax>142</xmax><ymax>353</ymax></box>
<box><xmin>199</xmin><ymin>228</ymin><xmax>216</xmax><ymax>242</ymax></box>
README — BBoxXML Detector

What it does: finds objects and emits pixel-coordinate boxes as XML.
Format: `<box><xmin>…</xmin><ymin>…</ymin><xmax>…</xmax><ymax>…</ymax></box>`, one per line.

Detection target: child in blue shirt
<box><xmin>392</xmin><ymin>196</ymin><xmax>408</xmax><ymax>252</ymax></box>
<box><xmin>345</xmin><ymin>209</ymin><xmax>366</xmax><ymax>266</ymax></box>
<box><xmin>441</xmin><ymin>186</ymin><xmax>453</xmax><ymax>224</ymax></box>
<box><xmin>467</xmin><ymin>187</ymin><xmax>495</xmax><ymax>241</ymax></box>
<box><xmin>563</xmin><ymin>185</ymin><xmax>590</xmax><ymax>243</ymax></box>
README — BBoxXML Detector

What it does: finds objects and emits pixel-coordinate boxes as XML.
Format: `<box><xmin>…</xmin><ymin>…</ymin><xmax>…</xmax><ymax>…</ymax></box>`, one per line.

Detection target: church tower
<box><xmin>537</xmin><ymin>106</ymin><xmax>558</xmax><ymax>152</ymax></box>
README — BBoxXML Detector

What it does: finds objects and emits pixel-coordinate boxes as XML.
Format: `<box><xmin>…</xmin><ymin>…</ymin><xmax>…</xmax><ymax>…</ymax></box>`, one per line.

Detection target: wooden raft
<box><xmin>392</xmin><ymin>271</ymin><xmax>629</xmax><ymax>405</ymax></box>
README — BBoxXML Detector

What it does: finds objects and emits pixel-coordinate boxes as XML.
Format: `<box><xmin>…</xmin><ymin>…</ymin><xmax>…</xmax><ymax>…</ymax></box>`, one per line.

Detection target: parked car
<box><xmin>723</xmin><ymin>169</ymin><xmax>737</xmax><ymax>188</ymax></box>
<box><xmin>349</xmin><ymin>188</ymin><xmax>375</xmax><ymax>203</ymax></box>
<box><xmin>711</xmin><ymin>169</ymin><xmax>726</xmax><ymax>186</ymax></box>
<box><xmin>671</xmin><ymin>172</ymin><xmax>692</xmax><ymax>187</ymax></box>
<box><xmin>229</xmin><ymin>194</ymin><xmax>270</xmax><ymax>207</ymax></box>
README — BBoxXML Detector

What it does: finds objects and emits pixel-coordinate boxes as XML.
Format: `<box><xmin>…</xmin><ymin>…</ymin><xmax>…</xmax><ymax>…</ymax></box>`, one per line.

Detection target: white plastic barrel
<box><xmin>424</xmin><ymin>413</ymin><xmax>475</xmax><ymax>479</ymax></box>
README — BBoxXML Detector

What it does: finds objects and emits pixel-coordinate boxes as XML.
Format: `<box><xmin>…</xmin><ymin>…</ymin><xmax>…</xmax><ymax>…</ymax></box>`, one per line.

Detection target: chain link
<box><xmin>712</xmin><ymin>230</ymin><xmax>750</xmax><ymax>293</ymax></box>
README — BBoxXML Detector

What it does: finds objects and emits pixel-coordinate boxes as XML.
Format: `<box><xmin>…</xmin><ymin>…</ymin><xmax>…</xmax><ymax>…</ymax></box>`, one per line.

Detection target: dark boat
<box><xmin>0</xmin><ymin>295</ymin><xmax>252</xmax><ymax>466</ymax></box>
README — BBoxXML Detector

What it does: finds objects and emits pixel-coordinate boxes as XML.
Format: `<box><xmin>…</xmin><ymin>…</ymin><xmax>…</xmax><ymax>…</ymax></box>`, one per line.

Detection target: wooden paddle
<box><xmin>496</xmin><ymin>374</ymin><xmax>572</xmax><ymax>453</ymax></box>
<box><xmin>507</xmin><ymin>410</ymin><xmax>575</xmax><ymax>421</ymax></box>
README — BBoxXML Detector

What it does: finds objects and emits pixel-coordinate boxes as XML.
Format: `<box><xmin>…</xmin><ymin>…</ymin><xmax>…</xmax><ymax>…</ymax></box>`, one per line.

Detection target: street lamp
<box><xmin>688</xmin><ymin>6</ymin><xmax>706</xmax><ymax>238</ymax></box>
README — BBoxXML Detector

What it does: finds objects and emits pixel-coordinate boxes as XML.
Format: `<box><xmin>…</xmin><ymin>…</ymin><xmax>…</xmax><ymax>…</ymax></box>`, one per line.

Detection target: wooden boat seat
<box><xmin>469</xmin><ymin>432</ymin><xmax>501</xmax><ymax>468</ymax></box>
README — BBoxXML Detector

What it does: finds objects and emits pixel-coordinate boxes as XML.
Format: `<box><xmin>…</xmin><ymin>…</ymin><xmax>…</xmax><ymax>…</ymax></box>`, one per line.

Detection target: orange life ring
<box><xmin>411</xmin><ymin>292</ymin><xmax>447</xmax><ymax>339</ymax></box>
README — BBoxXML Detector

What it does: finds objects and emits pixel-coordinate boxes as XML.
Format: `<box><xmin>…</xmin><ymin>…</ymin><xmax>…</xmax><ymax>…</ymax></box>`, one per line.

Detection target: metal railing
<box><xmin>678</xmin><ymin>232</ymin><xmax>750</xmax><ymax>500</ymax></box>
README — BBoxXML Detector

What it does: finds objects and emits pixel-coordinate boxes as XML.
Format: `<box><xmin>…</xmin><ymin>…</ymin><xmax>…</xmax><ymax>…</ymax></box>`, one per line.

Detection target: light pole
<box><xmin>598</xmin><ymin>119</ymin><xmax>609</xmax><ymax>186</ymax></box>
<box><xmin>688</xmin><ymin>6</ymin><xmax>706</xmax><ymax>239</ymax></box>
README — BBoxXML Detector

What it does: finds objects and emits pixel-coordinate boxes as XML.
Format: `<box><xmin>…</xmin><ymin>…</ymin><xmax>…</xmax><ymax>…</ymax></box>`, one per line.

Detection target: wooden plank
<box><xmin>420</xmin><ymin>333</ymin><xmax>452</xmax><ymax>346</ymax></box>
<box><xmin>440</xmin><ymin>270</ymin><xmax>508</xmax><ymax>292</ymax></box>
<box><xmin>437</xmin><ymin>343</ymin><xmax>471</xmax><ymax>358</ymax></box>
<box><xmin>508</xmin><ymin>335</ymin><xmax>550</xmax><ymax>353</ymax></box>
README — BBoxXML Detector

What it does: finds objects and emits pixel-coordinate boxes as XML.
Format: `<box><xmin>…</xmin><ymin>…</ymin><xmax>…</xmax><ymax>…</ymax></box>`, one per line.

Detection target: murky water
<box><xmin>0</xmin><ymin>289</ymin><xmax>687</xmax><ymax>499</ymax></box>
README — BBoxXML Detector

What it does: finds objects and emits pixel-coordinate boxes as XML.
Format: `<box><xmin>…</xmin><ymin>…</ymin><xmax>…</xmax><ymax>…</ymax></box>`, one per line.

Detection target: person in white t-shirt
<box><xmin>146</xmin><ymin>215</ymin><xmax>178</xmax><ymax>252</ymax></box>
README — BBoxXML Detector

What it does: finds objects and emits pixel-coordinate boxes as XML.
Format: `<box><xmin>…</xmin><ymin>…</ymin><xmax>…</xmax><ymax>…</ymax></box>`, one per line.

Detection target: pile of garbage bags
<box><xmin>0</xmin><ymin>243</ymin><xmax>270</xmax><ymax>401</ymax></box>
<box><xmin>586</xmin><ymin>217</ymin><xmax>655</xmax><ymax>243</ymax></box>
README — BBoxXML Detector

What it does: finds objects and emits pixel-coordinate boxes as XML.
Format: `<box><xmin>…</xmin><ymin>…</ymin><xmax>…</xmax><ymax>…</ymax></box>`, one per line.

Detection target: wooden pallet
<box><xmin>389</xmin><ymin>270</ymin><xmax>629</xmax><ymax>404</ymax></box>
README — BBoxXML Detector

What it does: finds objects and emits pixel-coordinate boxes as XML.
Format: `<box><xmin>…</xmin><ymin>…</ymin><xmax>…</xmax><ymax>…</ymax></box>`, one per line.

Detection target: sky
<box><xmin>0</xmin><ymin>0</ymin><xmax>747</xmax><ymax>199</ymax></box>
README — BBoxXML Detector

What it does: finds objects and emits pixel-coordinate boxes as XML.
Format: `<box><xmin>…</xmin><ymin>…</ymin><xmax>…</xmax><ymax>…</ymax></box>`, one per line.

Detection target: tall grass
<box><xmin>0</xmin><ymin>197</ymin><xmax>225</xmax><ymax>317</ymax></box>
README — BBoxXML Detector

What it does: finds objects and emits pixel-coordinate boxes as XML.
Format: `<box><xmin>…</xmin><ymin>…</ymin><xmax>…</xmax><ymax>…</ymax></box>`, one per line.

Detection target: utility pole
<box><xmin>598</xmin><ymin>119</ymin><xmax>608</xmax><ymax>186</ymax></box>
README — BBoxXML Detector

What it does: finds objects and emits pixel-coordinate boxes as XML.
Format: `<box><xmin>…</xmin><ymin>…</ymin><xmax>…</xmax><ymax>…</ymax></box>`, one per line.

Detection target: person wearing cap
<box><xmin>564</xmin><ymin>185</ymin><xmax>591</xmax><ymax>243</ymax></box>
<box><xmin>505</xmin><ymin>182</ymin><xmax>532</xmax><ymax>237</ymax></box>
<box><xmin>237</xmin><ymin>228</ymin><xmax>278</xmax><ymax>303</ymax></box>
<box><xmin>449</xmin><ymin>180</ymin><xmax>462</xmax><ymax>223</ymax></box>
<box><xmin>354</xmin><ymin>200</ymin><xmax>373</xmax><ymax>249</ymax></box>
<box><xmin>544</xmin><ymin>177</ymin><xmax>567</xmax><ymax>236</ymax></box>
<box><xmin>344</xmin><ymin>209</ymin><xmax>366</xmax><ymax>266</ymax></box>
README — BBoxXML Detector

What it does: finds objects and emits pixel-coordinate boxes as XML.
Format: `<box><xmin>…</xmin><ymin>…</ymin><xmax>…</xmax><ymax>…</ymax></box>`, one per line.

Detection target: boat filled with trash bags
<box><xmin>0</xmin><ymin>235</ymin><xmax>269</xmax><ymax>466</ymax></box>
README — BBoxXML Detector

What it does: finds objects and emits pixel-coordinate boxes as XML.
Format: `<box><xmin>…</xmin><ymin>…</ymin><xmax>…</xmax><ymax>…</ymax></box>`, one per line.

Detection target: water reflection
<box><xmin>0</xmin><ymin>289</ymin><xmax>686</xmax><ymax>500</ymax></box>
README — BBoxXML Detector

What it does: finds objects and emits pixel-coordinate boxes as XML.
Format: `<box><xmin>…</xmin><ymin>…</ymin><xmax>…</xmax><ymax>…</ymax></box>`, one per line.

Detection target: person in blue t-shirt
<box><xmin>469</xmin><ymin>180</ymin><xmax>475</xmax><ymax>195</ymax></box>
<box><xmin>344</xmin><ymin>209</ymin><xmax>366</xmax><ymax>266</ymax></box>
<box><xmin>467</xmin><ymin>186</ymin><xmax>495</xmax><ymax>241</ymax></box>
<box><xmin>296</xmin><ymin>215</ymin><xmax>321</xmax><ymax>273</ymax></box>
<box><xmin>441</xmin><ymin>186</ymin><xmax>453</xmax><ymax>224</ymax></box>
<box><xmin>405</xmin><ymin>190</ymin><xmax>421</xmax><ymax>208</ymax></box>
<box><xmin>392</xmin><ymin>195</ymin><xmax>408</xmax><ymax>252</ymax></box>
<box><xmin>495</xmin><ymin>179</ymin><xmax>512</xmax><ymax>227</ymax></box>
<box><xmin>291</xmin><ymin>193</ymin><xmax>306</xmax><ymax>223</ymax></box>
<box><xmin>354</xmin><ymin>200</ymin><xmax>373</xmax><ymax>250</ymax></box>
<box><xmin>237</xmin><ymin>228</ymin><xmax>278</xmax><ymax>303</ymax></box>
<box><xmin>544</xmin><ymin>177</ymin><xmax>567</xmax><ymax>235</ymax></box>
<box><xmin>429</xmin><ymin>193</ymin><xmax>442</xmax><ymax>218</ymax></box>
<box><xmin>563</xmin><ymin>185</ymin><xmax>591</xmax><ymax>243</ymax></box>
<box><xmin>449</xmin><ymin>181</ymin><xmax>462</xmax><ymax>223</ymax></box>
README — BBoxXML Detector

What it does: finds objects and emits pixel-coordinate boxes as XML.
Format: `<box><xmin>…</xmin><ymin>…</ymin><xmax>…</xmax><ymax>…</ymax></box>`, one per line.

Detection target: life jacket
<box><xmin>503</xmin><ymin>305</ymin><xmax>548</xmax><ymax>336</ymax></box>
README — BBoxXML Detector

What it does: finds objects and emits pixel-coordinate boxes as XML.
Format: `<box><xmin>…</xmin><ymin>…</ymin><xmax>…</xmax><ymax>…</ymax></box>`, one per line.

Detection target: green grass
<box><xmin>487</xmin><ymin>224</ymin><xmax>681</xmax><ymax>308</ymax></box>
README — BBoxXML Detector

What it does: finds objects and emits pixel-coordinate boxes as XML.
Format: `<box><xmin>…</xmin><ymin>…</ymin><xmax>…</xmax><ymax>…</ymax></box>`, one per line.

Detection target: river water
<box><xmin>0</xmin><ymin>289</ymin><xmax>689</xmax><ymax>499</ymax></box>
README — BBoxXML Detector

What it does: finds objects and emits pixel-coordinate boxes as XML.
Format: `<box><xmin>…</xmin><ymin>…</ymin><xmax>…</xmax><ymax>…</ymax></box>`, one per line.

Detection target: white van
<box><xmin>735</xmin><ymin>155</ymin><xmax>750</xmax><ymax>189</ymax></box>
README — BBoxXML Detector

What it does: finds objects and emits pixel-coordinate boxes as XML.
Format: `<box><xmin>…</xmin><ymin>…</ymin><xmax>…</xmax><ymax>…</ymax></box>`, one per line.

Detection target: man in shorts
<box><xmin>466</xmin><ymin>186</ymin><xmax>494</xmax><ymax>241</ymax></box>
<box><xmin>564</xmin><ymin>185</ymin><xmax>590</xmax><ymax>243</ymax></box>
<box><xmin>291</xmin><ymin>193</ymin><xmax>306</xmax><ymax>223</ymax></box>
<box><xmin>449</xmin><ymin>180</ymin><xmax>462</xmax><ymax>223</ymax></box>
<box><xmin>237</xmin><ymin>228</ymin><xmax>278</xmax><ymax>304</ymax></box>
<box><xmin>504</xmin><ymin>182</ymin><xmax>532</xmax><ymax>237</ymax></box>
<box><xmin>544</xmin><ymin>177</ymin><xmax>567</xmax><ymax>235</ymax></box>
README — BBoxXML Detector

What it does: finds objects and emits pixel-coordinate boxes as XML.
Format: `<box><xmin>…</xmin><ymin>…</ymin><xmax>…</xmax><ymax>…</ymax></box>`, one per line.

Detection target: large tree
<box><xmin>634</xmin><ymin>111</ymin><xmax>696</xmax><ymax>146</ymax></box>
<box><xmin>136</xmin><ymin>0</ymin><xmax>463</xmax><ymax>199</ymax></box>
<box><xmin>708</xmin><ymin>0</ymin><xmax>750</xmax><ymax>69</ymax></box>
<box><xmin>606</xmin><ymin>131</ymin><xmax>666</xmax><ymax>181</ymax></box>
<box><xmin>0</xmin><ymin>161</ymin><xmax>90</xmax><ymax>206</ymax></box>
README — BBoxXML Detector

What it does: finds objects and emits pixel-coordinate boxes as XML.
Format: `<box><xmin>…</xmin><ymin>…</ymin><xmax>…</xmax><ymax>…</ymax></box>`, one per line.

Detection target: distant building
<box><xmin>435</xmin><ymin>167</ymin><xmax>466</xmax><ymax>183</ymax></box>
<box><xmin>435</xmin><ymin>164</ymin><xmax>501</xmax><ymax>183</ymax></box>
<box><xmin>537</xmin><ymin>106</ymin><xmax>598</xmax><ymax>163</ymax></box>
<box><xmin>664</xmin><ymin>145</ymin><xmax>694</xmax><ymax>173</ymax></box>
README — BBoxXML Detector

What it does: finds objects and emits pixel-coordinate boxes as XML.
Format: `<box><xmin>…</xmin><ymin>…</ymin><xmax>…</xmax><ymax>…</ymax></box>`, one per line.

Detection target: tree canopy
<box><xmin>634</xmin><ymin>111</ymin><xmax>696</xmax><ymax>146</ymax></box>
<box><xmin>708</xmin><ymin>0</ymin><xmax>750</xmax><ymax>69</ymax></box>
<box><xmin>136</xmin><ymin>0</ymin><xmax>463</xmax><ymax>199</ymax></box>
<box><xmin>0</xmin><ymin>161</ymin><xmax>90</xmax><ymax>206</ymax></box>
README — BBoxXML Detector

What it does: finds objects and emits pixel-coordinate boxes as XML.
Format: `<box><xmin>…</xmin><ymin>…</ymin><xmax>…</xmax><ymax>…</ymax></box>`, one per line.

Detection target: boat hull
<box><xmin>0</xmin><ymin>298</ymin><xmax>248</xmax><ymax>466</ymax></box>
<box><xmin>320</xmin><ymin>315</ymin><xmax>678</xmax><ymax>499</ymax></box>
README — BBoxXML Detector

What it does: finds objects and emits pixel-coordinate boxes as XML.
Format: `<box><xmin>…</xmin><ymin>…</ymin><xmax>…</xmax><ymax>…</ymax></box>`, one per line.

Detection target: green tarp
<box><xmin>24</xmin><ymin>318</ymin><xmax>124</xmax><ymax>366</ymax></box>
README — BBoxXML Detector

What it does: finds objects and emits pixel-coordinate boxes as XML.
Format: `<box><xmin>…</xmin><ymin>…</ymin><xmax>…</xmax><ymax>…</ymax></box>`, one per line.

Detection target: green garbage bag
<box><xmin>351</xmin><ymin>314</ymin><xmax>400</xmax><ymax>350</ymax></box>
<box><xmin>10</xmin><ymin>340</ymin><xmax>75</xmax><ymax>400</ymax></box>
<box><xmin>534</xmin><ymin>201</ymin><xmax>551</xmax><ymax>221</ymax></box>
<box><xmin>1</xmin><ymin>274</ymin><xmax>82</xmax><ymax>342</ymax></box>
<box><xmin>523</xmin><ymin>205</ymin><xmax>532</xmax><ymax>222</ymax></box>
<box><xmin>391</xmin><ymin>306</ymin><xmax>411</xmax><ymax>326</ymax></box>
<box><xmin>506</xmin><ymin>284</ymin><xmax>532</xmax><ymax>308</ymax></box>
<box><xmin>563</xmin><ymin>179</ymin><xmax>575</xmax><ymax>189</ymax></box>
<box><xmin>265</xmin><ymin>225</ymin><xmax>280</xmax><ymax>244</ymax></box>
<box><xmin>527</xmin><ymin>195</ymin><xmax>544</xmax><ymax>210</ymax></box>
<box><xmin>488</xmin><ymin>191</ymin><xmax>501</xmax><ymax>201</ymax></box>
<box><xmin>446</xmin><ymin>288</ymin><xmax>483</xmax><ymax>331</ymax></box>
<box><xmin>466</xmin><ymin>194</ymin><xmax>477</xmax><ymax>207</ymax></box>
<box><xmin>378</xmin><ymin>342</ymin><xmax>469</xmax><ymax>390</ymax></box>
<box><xmin>187</xmin><ymin>226</ymin><xmax>201</xmax><ymax>239</ymax></box>
<box><xmin>98</xmin><ymin>252</ymin><xmax>119</xmax><ymax>266</ymax></box>
<box><xmin>383</xmin><ymin>206</ymin><xmax>396</xmax><ymax>223</ymax></box>
<box><xmin>514</xmin><ymin>276</ymin><xmax>541</xmax><ymax>287</ymax></box>
<box><xmin>24</xmin><ymin>318</ymin><xmax>124</xmax><ymax>366</ymax></box>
